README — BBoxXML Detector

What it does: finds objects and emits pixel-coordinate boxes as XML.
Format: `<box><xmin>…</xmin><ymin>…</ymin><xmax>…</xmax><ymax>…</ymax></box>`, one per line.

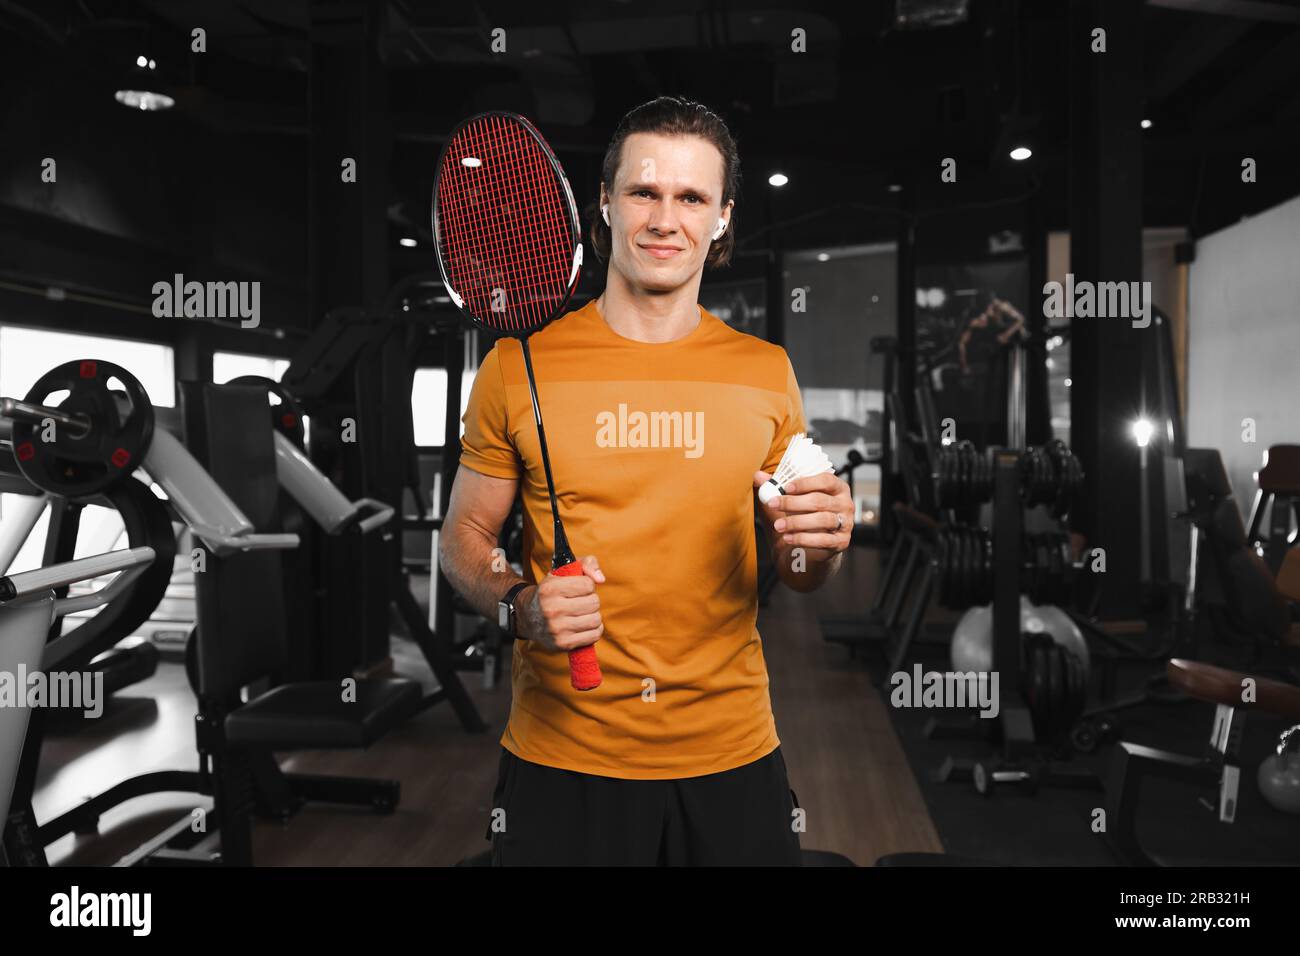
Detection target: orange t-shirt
<box><xmin>459</xmin><ymin>298</ymin><xmax>806</xmax><ymax>779</ymax></box>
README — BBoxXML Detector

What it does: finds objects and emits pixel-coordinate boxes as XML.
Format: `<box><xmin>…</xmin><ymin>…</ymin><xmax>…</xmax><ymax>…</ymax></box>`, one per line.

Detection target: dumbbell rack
<box><xmin>931</xmin><ymin>449</ymin><xmax>1101</xmax><ymax>795</ymax></box>
<box><xmin>995</xmin><ymin>454</ymin><xmax>1030</xmax><ymax>751</ymax></box>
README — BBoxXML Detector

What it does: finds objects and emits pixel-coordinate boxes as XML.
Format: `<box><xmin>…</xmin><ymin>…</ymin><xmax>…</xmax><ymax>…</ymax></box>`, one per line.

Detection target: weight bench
<box><xmin>33</xmin><ymin>383</ymin><xmax>424</xmax><ymax>866</ymax></box>
<box><xmin>1106</xmin><ymin>658</ymin><xmax>1300</xmax><ymax>866</ymax></box>
<box><xmin>157</xmin><ymin>380</ymin><xmax>423</xmax><ymax>865</ymax></box>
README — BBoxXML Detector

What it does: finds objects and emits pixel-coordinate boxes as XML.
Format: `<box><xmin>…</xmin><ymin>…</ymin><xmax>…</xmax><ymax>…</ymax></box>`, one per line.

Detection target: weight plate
<box><xmin>228</xmin><ymin>375</ymin><xmax>306</xmax><ymax>446</ymax></box>
<box><xmin>1023</xmin><ymin>635</ymin><xmax>1045</xmax><ymax>723</ymax></box>
<box><xmin>1019</xmin><ymin>449</ymin><xmax>1032</xmax><ymax>502</ymax></box>
<box><xmin>1045</xmin><ymin>641</ymin><xmax>1065</xmax><ymax>737</ymax></box>
<box><xmin>10</xmin><ymin>359</ymin><xmax>155</xmax><ymax>500</ymax></box>
<box><xmin>1070</xmin><ymin>720</ymin><xmax>1097</xmax><ymax>754</ymax></box>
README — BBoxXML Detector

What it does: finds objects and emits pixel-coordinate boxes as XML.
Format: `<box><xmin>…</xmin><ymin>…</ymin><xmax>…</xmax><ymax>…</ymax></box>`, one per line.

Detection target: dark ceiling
<box><xmin>0</xmin><ymin>0</ymin><xmax>1296</xmax><ymax>328</ymax></box>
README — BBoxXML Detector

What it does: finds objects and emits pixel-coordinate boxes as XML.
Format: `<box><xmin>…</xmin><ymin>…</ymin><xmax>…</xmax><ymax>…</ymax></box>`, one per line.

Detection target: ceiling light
<box><xmin>114</xmin><ymin>90</ymin><xmax>174</xmax><ymax>111</ymax></box>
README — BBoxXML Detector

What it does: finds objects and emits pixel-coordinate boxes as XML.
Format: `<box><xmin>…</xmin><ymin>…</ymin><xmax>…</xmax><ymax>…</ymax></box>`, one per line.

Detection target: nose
<box><xmin>646</xmin><ymin>197</ymin><xmax>681</xmax><ymax>235</ymax></box>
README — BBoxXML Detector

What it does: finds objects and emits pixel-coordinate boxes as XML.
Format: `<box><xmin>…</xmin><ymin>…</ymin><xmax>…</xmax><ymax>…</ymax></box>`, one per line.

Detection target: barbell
<box><xmin>2</xmin><ymin>360</ymin><xmax>154</xmax><ymax>500</ymax></box>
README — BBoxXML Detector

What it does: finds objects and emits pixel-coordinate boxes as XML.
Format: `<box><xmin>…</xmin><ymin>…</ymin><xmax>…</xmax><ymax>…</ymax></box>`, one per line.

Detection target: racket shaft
<box><xmin>554</xmin><ymin>559</ymin><xmax>602</xmax><ymax>690</ymax></box>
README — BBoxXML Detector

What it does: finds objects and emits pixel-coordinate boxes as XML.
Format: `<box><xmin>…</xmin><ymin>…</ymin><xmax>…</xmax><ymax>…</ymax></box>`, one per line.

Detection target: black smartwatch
<box><xmin>498</xmin><ymin>582</ymin><xmax>532</xmax><ymax>639</ymax></box>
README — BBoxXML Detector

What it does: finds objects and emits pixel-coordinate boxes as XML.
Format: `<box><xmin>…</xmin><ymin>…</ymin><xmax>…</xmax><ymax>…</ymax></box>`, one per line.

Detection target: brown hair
<box><xmin>588</xmin><ymin>96</ymin><xmax>741</xmax><ymax>269</ymax></box>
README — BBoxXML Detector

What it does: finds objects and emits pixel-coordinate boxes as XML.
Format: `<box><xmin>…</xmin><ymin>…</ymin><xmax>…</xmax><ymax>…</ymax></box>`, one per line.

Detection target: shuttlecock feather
<box><xmin>759</xmin><ymin>433</ymin><xmax>833</xmax><ymax>505</ymax></box>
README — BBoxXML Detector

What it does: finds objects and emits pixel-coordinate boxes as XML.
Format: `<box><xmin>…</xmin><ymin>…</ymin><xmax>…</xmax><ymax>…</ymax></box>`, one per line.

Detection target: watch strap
<box><xmin>500</xmin><ymin>581</ymin><xmax>531</xmax><ymax>637</ymax></box>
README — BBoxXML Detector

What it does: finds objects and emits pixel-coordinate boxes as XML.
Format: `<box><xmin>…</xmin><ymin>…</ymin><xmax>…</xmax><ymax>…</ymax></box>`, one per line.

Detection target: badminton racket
<box><xmin>432</xmin><ymin>111</ymin><xmax>601</xmax><ymax>691</ymax></box>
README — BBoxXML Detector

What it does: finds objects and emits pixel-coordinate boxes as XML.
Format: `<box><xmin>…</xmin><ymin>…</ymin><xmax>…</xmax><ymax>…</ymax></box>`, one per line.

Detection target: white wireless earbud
<box><xmin>712</xmin><ymin>218</ymin><xmax>727</xmax><ymax>241</ymax></box>
<box><xmin>601</xmin><ymin>204</ymin><xmax>610</xmax><ymax>226</ymax></box>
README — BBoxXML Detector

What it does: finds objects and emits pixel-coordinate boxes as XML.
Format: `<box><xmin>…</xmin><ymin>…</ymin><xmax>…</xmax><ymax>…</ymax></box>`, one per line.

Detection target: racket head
<box><xmin>432</xmin><ymin>111</ymin><xmax>583</xmax><ymax>336</ymax></box>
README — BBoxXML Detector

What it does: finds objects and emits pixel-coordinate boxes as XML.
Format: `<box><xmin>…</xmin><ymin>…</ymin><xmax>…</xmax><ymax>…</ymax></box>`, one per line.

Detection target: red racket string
<box><xmin>489</xmin><ymin>115</ymin><xmax>572</xmax><ymax>326</ymax></box>
<box><xmin>437</xmin><ymin>116</ymin><xmax>574</xmax><ymax>332</ymax></box>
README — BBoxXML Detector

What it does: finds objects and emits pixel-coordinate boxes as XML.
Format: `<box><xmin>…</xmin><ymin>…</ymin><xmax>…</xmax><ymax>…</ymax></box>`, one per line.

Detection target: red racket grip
<box><xmin>554</xmin><ymin>559</ymin><xmax>602</xmax><ymax>691</ymax></box>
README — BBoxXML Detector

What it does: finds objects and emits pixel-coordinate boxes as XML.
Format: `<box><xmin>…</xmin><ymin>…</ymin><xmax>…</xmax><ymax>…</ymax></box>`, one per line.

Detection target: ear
<box><xmin>711</xmin><ymin>201</ymin><xmax>734</xmax><ymax>241</ymax></box>
<box><xmin>719</xmin><ymin>199</ymin><xmax>734</xmax><ymax>231</ymax></box>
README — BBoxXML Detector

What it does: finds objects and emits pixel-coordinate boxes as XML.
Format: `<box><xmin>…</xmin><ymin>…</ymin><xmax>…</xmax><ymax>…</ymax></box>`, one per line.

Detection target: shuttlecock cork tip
<box><xmin>758</xmin><ymin>480</ymin><xmax>782</xmax><ymax>505</ymax></box>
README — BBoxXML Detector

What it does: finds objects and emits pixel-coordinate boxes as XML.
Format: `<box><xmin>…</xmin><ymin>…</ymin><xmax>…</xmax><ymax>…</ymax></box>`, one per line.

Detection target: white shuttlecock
<box><xmin>759</xmin><ymin>433</ymin><xmax>833</xmax><ymax>505</ymax></box>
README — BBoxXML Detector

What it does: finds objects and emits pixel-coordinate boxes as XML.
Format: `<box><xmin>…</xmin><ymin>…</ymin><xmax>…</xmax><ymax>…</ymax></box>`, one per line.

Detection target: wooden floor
<box><xmin>37</xmin><ymin>544</ymin><xmax>941</xmax><ymax>866</ymax></box>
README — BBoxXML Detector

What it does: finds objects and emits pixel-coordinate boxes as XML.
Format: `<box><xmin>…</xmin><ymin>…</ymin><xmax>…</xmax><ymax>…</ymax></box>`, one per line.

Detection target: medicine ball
<box><xmin>950</xmin><ymin>595</ymin><xmax>1090</xmax><ymax>677</ymax></box>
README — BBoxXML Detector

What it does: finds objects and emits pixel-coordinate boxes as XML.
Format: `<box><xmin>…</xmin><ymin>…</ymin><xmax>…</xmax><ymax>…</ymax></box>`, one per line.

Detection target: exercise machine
<box><xmin>0</xmin><ymin>361</ymin><xmax>423</xmax><ymax>865</ymax></box>
<box><xmin>1246</xmin><ymin>444</ymin><xmax>1300</xmax><ymax>576</ymax></box>
<box><xmin>1</xmin><ymin>546</ymin><xmax>157</xmax><ymax>866</ymax></box>
<box><xmin>280</xmin><ymin>276</ymin><xmax>488</xmax><ymax>728</ymax></box>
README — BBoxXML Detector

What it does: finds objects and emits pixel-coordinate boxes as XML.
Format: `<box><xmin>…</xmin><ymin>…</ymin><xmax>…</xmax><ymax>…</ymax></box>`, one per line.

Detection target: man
<box><xmin>440</xmin><ymin>96</ymin><xmax>854</xmax><ymax>865</ymax></box>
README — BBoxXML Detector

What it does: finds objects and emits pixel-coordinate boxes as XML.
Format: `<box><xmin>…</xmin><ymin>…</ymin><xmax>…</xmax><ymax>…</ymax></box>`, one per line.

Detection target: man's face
<box><xmin>602</xmin><ymin>132</ymin><xmax>732</xmax><ymax>293</ymax></box>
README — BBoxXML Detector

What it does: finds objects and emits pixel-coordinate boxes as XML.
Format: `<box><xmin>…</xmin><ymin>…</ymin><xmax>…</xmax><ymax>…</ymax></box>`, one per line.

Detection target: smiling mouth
<box><xmin>639</xmin><ymin>245</ymin><xmax>683</xmax><ymax>259</ymax></box>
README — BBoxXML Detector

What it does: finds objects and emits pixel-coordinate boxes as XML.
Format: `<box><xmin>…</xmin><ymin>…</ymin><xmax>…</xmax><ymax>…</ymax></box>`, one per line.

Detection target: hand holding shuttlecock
<box><xmin>754</xmin><ymin>434</ymin><xmax>855</xmax><ymax>566</ymax></box>
<box><xmin>758</xmin><ymin>433</ymin><xmax>834</xmax><ymax>505</ymax></box>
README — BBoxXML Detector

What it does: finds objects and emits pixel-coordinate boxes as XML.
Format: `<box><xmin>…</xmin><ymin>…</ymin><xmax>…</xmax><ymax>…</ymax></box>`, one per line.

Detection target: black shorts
<box><xmin>484</xmin><ymin>746</ymin><xmax>803</xmax><ymax>866</ymax></box>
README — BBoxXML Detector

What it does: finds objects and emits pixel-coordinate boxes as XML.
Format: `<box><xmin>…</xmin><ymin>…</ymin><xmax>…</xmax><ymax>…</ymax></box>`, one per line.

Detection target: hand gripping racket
<box><xmin>432</xmin><ymin>111</ymin><xmax>602</xmax><ymax>691</ymax></box>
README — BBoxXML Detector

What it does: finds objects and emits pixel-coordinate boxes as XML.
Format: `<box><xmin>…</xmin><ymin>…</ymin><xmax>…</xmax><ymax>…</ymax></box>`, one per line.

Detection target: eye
<box><xmin>682</xmin><ymin>195</ymin><xmax>702</xmax><ymax>205</ymax></box>
<box><xmin>632</xmin><ymin>189</ymin><xmax>654</xmax><ymax>198</ymax></box>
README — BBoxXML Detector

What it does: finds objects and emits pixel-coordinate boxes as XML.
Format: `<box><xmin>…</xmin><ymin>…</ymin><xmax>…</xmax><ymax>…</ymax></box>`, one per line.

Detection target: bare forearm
<box><xmin>438</xmin><ymin>527</ymin><xmax>530</xmax><ymax>622</ymax></box>
<box><xmin>771</xmin><ymin>540</ymin><xmax>842</xmax><ymax>593</ymax></box>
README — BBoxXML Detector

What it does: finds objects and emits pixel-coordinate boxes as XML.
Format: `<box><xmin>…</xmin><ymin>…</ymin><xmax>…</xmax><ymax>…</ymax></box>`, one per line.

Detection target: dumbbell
<box><xmin>1069</xmin><ymin>715</ymin><xmax>1120</xmax><ymax>754</ymax></box>
<box><xmin>934</xmin><ymin>441</ymin><xmax>993</xmax><ymax>509</ymax></box>
<box><xmin>937</xmin><ymin>440</ymin><xmax>1083</xmax><ymax>516</ymax></box>
<box><xmin>0</xmin><ymin>359</ymin><xmax>155</xmax><ymax>499</ymax></box>
<box><xmin>935</xmin><ymin>527</ymin><xmax>1074</xmax><ymax>609</ymax></box>
<box><xmin>973</xmin><ymin>761</ymin><xmax>1042</xmax><ymax>796</ymax></box>
<box><xmin>1021</xmin><ymin>440</ymin><xmax>1083</xmax><ymax>516</ymax></box>
<box><xmin>973</xmin><ymin>760</ymin><xmax>1103</xmax><ymax>797</ymax></box>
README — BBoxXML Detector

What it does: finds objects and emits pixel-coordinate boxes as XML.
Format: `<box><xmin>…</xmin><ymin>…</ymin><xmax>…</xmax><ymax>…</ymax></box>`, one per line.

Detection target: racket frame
<box><xmin>431</xmin><ymin>110</ymin><xmax>600</xmax><ymax>690</ymax></box>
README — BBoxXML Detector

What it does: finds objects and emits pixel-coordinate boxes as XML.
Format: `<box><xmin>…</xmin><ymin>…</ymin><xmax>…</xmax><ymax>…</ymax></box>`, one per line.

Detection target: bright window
<box><xmin>212</xmin><ymin>351</ymin><xmax>290</xmax><ymax>384</ymax></box>
<box><xmin>0</xmin><ymin>326</ymin><xmax>175</xmax><ymax>407</ymax></box>
<box><xmin>412</xmin><ymin>369</ymin><xmax>475</xmax><ymax>446</ymax></box>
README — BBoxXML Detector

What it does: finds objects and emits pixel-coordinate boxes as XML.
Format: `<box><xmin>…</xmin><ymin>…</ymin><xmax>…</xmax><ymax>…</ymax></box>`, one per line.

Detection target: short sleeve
<box><xmin>762</xmin><ymin>351</ymin><xmax>807</xmax><ymax>474</ymax></box>
<box><xmin>459</xmin><ymin>344</ymin><xmax>522</xmax><ymax>480</ymax></box>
